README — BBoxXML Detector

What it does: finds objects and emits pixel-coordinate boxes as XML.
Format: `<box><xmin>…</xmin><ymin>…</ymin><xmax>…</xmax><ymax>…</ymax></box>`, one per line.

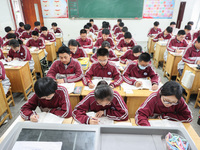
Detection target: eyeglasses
<box><xmin>162</xmin><ymin>97</ymin><xmax>178</xmax><ymax>105</ymax></box>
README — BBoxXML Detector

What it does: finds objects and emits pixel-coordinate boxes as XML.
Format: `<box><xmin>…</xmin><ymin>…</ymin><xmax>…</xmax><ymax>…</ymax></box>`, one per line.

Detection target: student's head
<box><xmin>132</xmin><ymin>45</ymin><xmax>142</xmax><ymax>57</ymax></box>
<box><xmin>102</xmin><ymin>29</ymin><xmax>110</xmax><ymax>40</ymax></box>
<box><xmin>102</xmin><ymin>22</ymin><xmax>109</xmax><ymax>29</ymax></box>
<box><xmin>101</xmin><ymin>41</ymin><xmax>111</xmax><ymax>50</ymax></box>
<box><xmin>86</xmin><ymin>23</ymin><xmax>92</xmax><ymax>29</ymax></box>
<box><xmin>89</xmin><ymin>19</ymin><xmax>94</xmax><ymax>25</ymax></box>
<box><xmin>5</xmin><ymin>26</ymin><xmax>12</xmax><ymax>33</ymax></box>
<box><xmin>117</xmin><ymin>19</ymin><xmax>122</xmax><ymax>25</ymax></box>
<box><xmin>119</xmin><ymin>22</ymin><xmax>124</xmax><ymax>30</ymax></box>
<box><xmin>124</xmin><ymin>32</ymin><xmax>132</xmax><ymax>43</ymax></box>
<box><xmin>184</xmin><ymin>25</ymin><xmax>191</xmax><ymax>34</ymax></box>
<box><xmin>84</xmin><ymin>25</ymin><xmax>90</xmax><ymax>33</ymax></box>
<box><xmin>68</xmin><ymin>39</ymin><xmax>80</xmax><ymax>54</ymax></box>
<box><xmin>7</xmin><ymin>33</ymin><xmax>16</xmax><ymax>40</ymax></box>
<box><xmin>34</xmin><ymin>77</ymin><xmax>57</xmax><ymax>100</ymax></box>
<box><xmin>80</xmin><ymin>29</ymin><xmax>87</xmax><ymax>41</ymax></box>
<box><xmin>19</xmin><ymin>22</ymin><xmax>25</xmax><ymax>29</ymax></box>
<box><xmin>94</xmin><ymin>83</ymin><xmax>113</xmax><ymax>106</ymax></box>
<box><xmin>160</xmin><ymin>81</ymin><xmax>183</xmax><ymax>107</ymax></box>
<box><xmin>96</xmin><ymin>48</ymin><xmax>109</xmax><ymax>66</ymax></box>
<box><xmin>58</xmin><ymin>46</ymin><xmax>71</xmax><ymax>64</ymax></box>
<box><xmin>32</xmin><ymin>31</ymin><xmax>39</xmax><ymax>41</ymax></box>
<box><xmin>177</xmin><ymin>30</ymin><xmax>186</xmax><ymax>42</ymax></box>
<box><xmin>187</xmin><ymin>21</ymin><xmax>194</xmax><ymax>26</ymax></box>
<box><xmin>170</xmin><ymin>21</ymin><xmax>176</xmax><ymax>28</ymax></box>
<box><xmin>24</xmin><ymin>24</ymin><xmax>31</xmax><ymax>32</ymax></box>
<box><xmin>34</xmin><ymin>21</ymin><xmax>41</xmax><ymax>29</ymax></box>
<box><xmin>194</xmin><ymin>36</ymin><xmax>200</xmax><ymax>49</ymax></box>
<box><xmin>51</xmin><ymin>22</ymin><xmax>58</xmax><ymax>30</ymax></box>
<box><xmin>9</xmin><ymin>39</ymin><xmax>20</xmax><ymax>52</ymax></box>
<box><xmin>138</xmin><ymin>52</ymin><xmax>151</xmax><ymax>70</ymax></box>
<box><xmin>41</xmin><ymin>26</ymin><xmax>48</xmax><ymax>36</ymax></box>
<box><xmin>122</xmin><ymin>27</ymin><xmax>128</xmax><ymax>34</ymax></box>
<box><xmin>153</xmin><ymin>21</ymin><xmax>159</xmax><ymax>29</ymax></box>
<box><xmin>164</xmin><ymin>26</ymin><xmax>173</xmax><ymax>35</ymax></box>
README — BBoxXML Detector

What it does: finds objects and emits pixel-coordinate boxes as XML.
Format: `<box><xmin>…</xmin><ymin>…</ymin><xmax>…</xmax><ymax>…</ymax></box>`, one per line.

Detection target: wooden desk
<box><xmin>147</xmin><ymin>37</ymin><xmax>156</xmax><ymax>54</ymax></box>
<box><xmin>164</xmin><ymin>52</ymin><xmax>182</xmax><ymax>80</ymax></box>
<box><xmin>71</xmin><ymin>118</ymin><xmax>131</xmax><ymax>124</ymax></box>
<box><xmin>153</xmin><ymin>42</ymin><xmax>166</xmax><ymax>68</ymax></box>
<box><xmin>180</xmin><ymin>63</ymin><xmax>200</xmax><ymax>103</ymax></box>
<box><xmin>45</xmin><ymin>42</ymin><xmax>57</xmax><ymax>62</ymax></box>
<box><xmin>3</xmin><ymin>50</ymin><xmax>9</xmax><ymax>57</ymax></box>
<box><xmin>114</xmin><ymin>50</ymin><xmax>124</xmax><ymax>58</ymax></box>
<box><xmin>5</xmin><ymin>62</ymin><xmax>34</xmax><ymax>100</ymax></box>
<box><xmin>55</xmin><ymin>37</ymin><xmax>63</xmax><ymax>52</ymax></box>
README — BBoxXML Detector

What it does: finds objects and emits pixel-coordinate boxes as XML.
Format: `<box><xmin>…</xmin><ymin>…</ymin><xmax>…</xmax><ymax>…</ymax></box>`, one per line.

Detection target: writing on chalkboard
<box><xmin>69</xmin><ymin>0</ymin><xmax>79</xmax><ymax>18</ymax></box>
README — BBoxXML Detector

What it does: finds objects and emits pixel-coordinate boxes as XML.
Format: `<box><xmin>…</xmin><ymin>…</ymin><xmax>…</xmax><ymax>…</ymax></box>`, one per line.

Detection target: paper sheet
<box><xmin>84</xmin><ymin>48</ymin><xmax>93</xmax><ymax>53</ymax></box>
<box><xmin>29</xmin><ymin>47</ymin><xmax>37</xmax><ymax>52</ymax></box>
<box><xmin>1</xmin><ymin>59</ymin><xmax>27</xmax><ymax>67</ymax></box>
<box><xmin>37</xmin><ymin>112</ymin><xmax>64</xmax><ymax>124</ymax></box>
<box><xmin>60</xmin><ymin>83</ymin><xmax>75</xmax><ymax>94</ymax></box>
<box><xmin>187</xmin><ymin>64</ymin><xmax>198</xmax><ymax>68</ymax></box>
<box><xmin>149</xmin><ymin>119</ymin><xmax>185</xmax><ymax>129</ymax></box>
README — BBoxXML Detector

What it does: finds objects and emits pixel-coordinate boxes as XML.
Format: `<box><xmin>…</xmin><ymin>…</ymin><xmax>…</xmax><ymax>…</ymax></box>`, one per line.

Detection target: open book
<box><xmin>149</xmin><ymin>119</ymin><xmax>185</xmax><ymax>129</ymax></box>
<box><xmin>29</xmin><ymin>47</ymin><xmax>38</xmax><ymax>52</ymax></box>
<box><xmin>1</xmin><ymin>59</ymin><xmax>27</xmax><ymax>67</ymax></box>
<box><xmin>37</xmin><ymin>112</ymin><xmax>64</xmax><ymax>124</ymax></box>
<box><xmin>84</xmin><ymin>48</ymin><xmax>93</xmax><ymax>53</ymax></box>
<box><xmin>60</xmin><ymin>83</ymin><xmax>76</xmax><ymax>94</ymax></box>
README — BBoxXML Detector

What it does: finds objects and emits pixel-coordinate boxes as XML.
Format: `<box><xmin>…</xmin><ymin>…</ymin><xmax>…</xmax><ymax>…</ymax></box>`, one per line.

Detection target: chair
<box><xmin>6</xmin><ymin>87</ymin><xmax>15</xmax><ymax>106</ymax></box>
<box><xmin>32</xmin><ymin>69</ymin><xmax>37</xmax><ymax>83</ymax></box>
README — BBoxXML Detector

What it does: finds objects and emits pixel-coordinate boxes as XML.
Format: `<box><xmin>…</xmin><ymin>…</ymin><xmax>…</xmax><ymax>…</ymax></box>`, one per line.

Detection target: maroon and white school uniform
<box><xmin>0</xmin><ymin>61</ymin><xmax>11</xmax><ymax>94</ymax></box>
<box><xmin>94</xmin><ymin>37</ymin><xmax>115</xmax><ymax>50</ymax></box>
<box><xmin>0</xmin><ymin>49</ymin><xmax>5</xmax><ymax>59</ymax></box>
<box><xmin>71</xmin><ymin>47</ymin><xmax>87</xmax><ymax>59</ymax></box>
<box><xmin>147</xmin><ymin>27</ymin><xmax>162</xmax><ymax>37</ymax></box>
<box><xmin>113</xmin><ymin>27</ymin><xmax>121</xmax><ymax>36</ymax></box>
<box><xmin>153</xmin><ymin>32</ymin><xmax>172</xmax><ymax>42</ymax></box>
<box><xmin>116</xmin><ymin>37</ymin><xmax>137</xmax><ymax>51</ymax></box>
<box><xmin>92</xmin><ymin>24</ymin><xmax>99</xmax><ymax>32</ymax></box>
<box><xmin>20</xmin><ymin>31</ymin><xmax>32</xmax><ymax>39</ymax></box>
<box><xmin>112</xmin><ymin>24</ymin><xmax>118</xmax><ymax>31</ymax></box>
<box><xmin>192</xmin><ymin>30</ymin><xmax>200</xmax><ymax>42</ymax></box>
<box><xmin>119</xmin><ymin>50</ymin><xmax>139</xmax><ymax>64</ymax></box>
<box><xmin>90</xmin><ymin>50</ymin><xmax>118</xmax><ymax>62</ymax></box>
<box><xmin>76</xmin><ymin>37</ymin><xmax>93</xmax><ymax>49</ymax></box>
<box><xmin>26</xmin><ymin>37</ymin><xmax>45</xmax><ymax>49</ymax></box>
<box><xmin>116</xmin><ymin>32</ymin><xmax>124</xmax><ymax>41</ymax></box>
<box><xmin>33</xmin><ymin>27</ymin><xmax>42</xmax><ymax>33</ymax></box>
<box><xmin>185</xmin><ymin>32</ymin><xmax>192</xmax><ymax>41</ymax></box>
<box><xmin>97</xmin><ymin>30</ymin><xmax>113</xmax><ymax>39</ymax></box>
<box><xmin>40</xmin><ymin>32</ymin><xmax>56</xmax><ymax>42</ymax></box>
<box><xmin>52</xmin><ymin>27</ymin><xmax>62</xmax><ymax>33</ymax></box>
<box><xmin>17</xmin><ymin>28</ymin><xmax>25</xmax><ymax>35</ymax></box>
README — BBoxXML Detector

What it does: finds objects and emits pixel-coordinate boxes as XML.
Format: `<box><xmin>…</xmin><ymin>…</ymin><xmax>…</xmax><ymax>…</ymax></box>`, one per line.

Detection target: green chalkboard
<box><xmin>68</xmin><ymin>0</ymin><xmax>144</xmax><ymax>18</ymax></box>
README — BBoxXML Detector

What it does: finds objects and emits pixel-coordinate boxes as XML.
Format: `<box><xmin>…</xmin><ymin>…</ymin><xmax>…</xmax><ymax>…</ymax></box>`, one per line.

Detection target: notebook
<box><xmin>60</xmin><ymin>83</ymin><xmax>76</xmax><ymax>94</ymax></box>
<box><xmin>149</xmin><ymin>119</ymin><xmax>185</xmax><ymax>129</ymax></box>
<box><xmin>37</xmin><ymin>112</ymin><xmax>64</xmax><ymax>124</ymax></box>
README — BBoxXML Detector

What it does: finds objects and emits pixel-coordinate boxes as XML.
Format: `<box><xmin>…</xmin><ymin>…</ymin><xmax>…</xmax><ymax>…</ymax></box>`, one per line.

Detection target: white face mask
<box><xmin>138</xmin><ymin>64</ymin><xmax>148</xmax><ymax>70</ymax></box>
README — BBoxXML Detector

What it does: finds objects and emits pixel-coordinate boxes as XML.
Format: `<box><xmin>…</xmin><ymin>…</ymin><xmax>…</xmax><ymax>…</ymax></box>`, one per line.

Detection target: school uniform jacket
<box><xmin>116</xmin><ymin>37</ymin><xmax>137</xmax><ymax>51</ymax></box>
<box><xmin>0</xmin><ymin>36</ymin><xmax>3</xmax><ymax>47</ymax></box>
<box><xmin>2</xmin><ymin>40</ymin><xmax>10</xmax><ymax>47</ymax></box>
<box><xmin>82</xmin><ymin>61</ymin><xmax>123</xmax><ymax>88</ymax></box>
<box><xmin>76</xmin><ymin>37</ymin><xmax>93</xmax><ymax>49</ymax></box>
<box><xmin>3</xmin><ymin>32</ymin><xmax>20</xmax><ymax>40</ymax></box>
<box><xmin>112</xmin><ymin>24</ymin><xmax>118</xmax><ymax>31</ymax></box>
<box><xmin>166</xmin><ymin>36</ymin><xmax>188</xmax><ymax>52</ymax></box>
<box><xmin>185</xmin><ymin>32</ymin><xmax>192</xmax><ymax>41</ymax></box>
<box><xmin>0</xmin><ymin>61</ymin><xmax>11</xmax><ymax>91</ymax></box>
<box><xmin>33</xmin><ymin>27</ymin><xmax>42</xmax><ymax>33</ymax></box>
<box><xmin>153</xmin><ymin>32</ymin><xmax>172</xmax><ymax>42</ymax></box>
<box><xmin>113</xmin><ymin>27</ymin><xmax>121</xmax><ymax>36</ymax></box>
<box><xmin>97</xmin><ymin>30</ymin><xmax>113</xmax><ymax>39</ymax></box>
<box><xmin>92</xmin><ymin>24</ymin><xmax>99</xmax><ymax>32</ymax></box>
<box><xmin>40</xmin><ymin>32</ymin><xmax>56</xmax><ymax>42</ymax></box>
<box><xmin>71</xmin><ymin>47</ymin><xmax>87</xmax><ymax>59</ymax></box>
<box><xmin>17</xmin><ymin>28</ymin><xmax>25</xmax><ymax>34</ymax></box>
<box><xmin>72</xmin><ymin>90</ymin><xmax>128</xmax><ymax>124</ymax></box>
<box><xmin>119</xmin><ymin>50</ymin><xmax>139</xmax><ymax>64</ymax></box>
<box><xmin>26</xmin><ymin>37</ymin><xmax>45</xmax><ymax>49</ymax></box>
<box><xmin>94</xmin><ymin>37</ymin><xmax>115</xmax><ymax>50</ymax></box>
<box><xmin>0</xmin><ymin>49</ymin><xmax>5</xmax><ymax>59</ymax></box>
<box><xmin>123</xmin><ymin>61</ymin><xmax>160</xmax><ymax>85</ymax></box>
<box><xmin>135</xmin><ymin>91</ymin><xmax>193</xmax><ymax>126</ymax></box>
<box><xmin>192</xmin><ymin>30</ymin><xmax>200</xmax><ymax>41</ymax></box>
<box><xmin>147</xmin><ymin>27</ymin><xmax>162</xmax><ymax>37</ymax></box>
<box><xmin>52</xmin><ymin>27</ymin><xmax>62</xmax><ymax>33</ymax></box>
<box><xmin>182</xmin><ymin>44</ymin><xmax>200</xmax><ymax>64</ymax></box>
<box><xmin>116</xmin><ymin>32</ymin><xmax>124</xmax><ymax>41</ymax></box>
<box><xmin>20</xmin><ymin>31</ymin><xmax>32</xmax><ymax>39</ymax></box>
<box><xmin>90</xmin><ymin>50</ymin><xmax>119</xmax><ymax>63</ymax></box>
<box><xmin>46</xmin><ymin>58</ymin><xmax>84</xmax><ymax>83</ymax></box>
<box><xmin>20</xmin><ymin>85</ymin><xmax>72</xmax><ymax>120</ymax></box>
<box><xmin>90</xmin><ymin>27</ymin><xmax>95</xmax><ymax>34</ymax></box>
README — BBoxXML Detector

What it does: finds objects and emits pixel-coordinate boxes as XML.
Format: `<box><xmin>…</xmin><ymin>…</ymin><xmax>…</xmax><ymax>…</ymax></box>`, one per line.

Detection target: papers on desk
<box><xmin>84</xmin><ymin>48</ymin><xmax>93</xmax><ymax>53</ymax></box>
<box><xmin>55</xmin><ymin>33</ymin><xmax>62</xmax><ymax>37</ymax></box>
<box><xmin>12</xmin><ymin>141</ymin><xmax>62</xmax><ymax>150</ymax></box>
<box><xmin>110</xmin><ymin>61</ymin><xmax>124</xmax><ymax>70</ymax></box>
<box><xmin>181</xmin><ymin>70</ymin><xmax>195</xmax><ymax>89</ymax></box>
<box><xmin>29</xmin><ymin>47</ymin><xmax>37</xmax><ymax>52</ymax></box>
<box><xmin>84</xmin><ymin>77</ymin><xmax>112</xmax><ymax>90</ymax></box>
<box><xmin>1</xmin><ymin>60</ymin><xmax>27</xmax><ymax>67</ymax></box>
<box><xmin>149</xmin><ymin>120</ymin><xmax>185</xmax><ymax>129</ymax></box>
<box><xmin>158</xmin><ymin>40</ymin><xmax>168</xmax><ymax>46</ymax></box>
<box><xmin>187</xmin><ymin>64</ymin><xmax>198</xmax><ymax>68</ymax></box>
<box><xmin>169</xmin><ymin>51</ymin><xmax>183</xmax><ymax>56</ymax></box>
<box><xmin>60</xmin><ymin>83</ymin><xmax>75</xmax><ymax>94</ymax></box>
<box><xmin>37</xmin><ymin>112</ymin><xmax>64</xmax><ymax>124</ymax></box>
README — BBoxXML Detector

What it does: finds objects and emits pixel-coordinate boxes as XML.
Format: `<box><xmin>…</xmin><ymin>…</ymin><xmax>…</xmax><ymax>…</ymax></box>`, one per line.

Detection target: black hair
<box><xmin>87</xmin><ymin>23</ymin><xmax>92</xmax><ymax>28</ymax></box>
<box><xmin>177</xmin><ymin>30</ymin><xmax>186</xmax><ymax>36</ymax></box>
<box><xmin>84</xmin><ymin>25</ymin><xmax>90</xmax><ymax>29</ymax></box>
<box><xmin>58</xmin><ymin>46</ymin><xmax>71</xmax><ymax>55</ymax></box>
<box><xmin>101</xmin><ymin>41</ymin><xmax>111</xmax><ymax>48</ymax></box>
<box><xmin>34</xmin><ymin>77</ymin><xmax>57</xmax><ymax>98</ymax></box>
<box><xmin>19</xmin><ymin>22</ymin><xmax>25</xmax><ymax>27</ymax></box>
<box><xmin>122</xmin><ymin>27</ymin><xmax>128</xmax><ymax>33</ymax></box>
<box><xmin>166</xmin><ymin>26</ymin><xmax>173</xmax><ymax>33</ymax></box>
<box><xmin>97</xmin><ymin>80</ymin><xmax>108</xmax><ymax>86</ymax></box>
<box><xmin>89</xmin><ymin>19</ymin><xmax>94</xmax><ymax>22</ymax></box>
<box><xmin>170</xmin><ymin>21</ymin><xmax>176</xmax><ymax>25</ymax></box>
<box><xmin>80</xmin><ymin>29</ymin><xmax>87</xmax><ymax>35</ymax></box>
<box><xmin>94</xmin><ymin>84</ymin><xmax>113</xmax><ymax>101</ymax></box>
<box><xmin>7</xmin><ymin>33</ymin><xmax>16</xmax><ymax>39</ymax></box>
<box><xmin>119</xmin><ymin>22</ymin><xmax>124</xmax><ymax>27</ymax></box>
<box><xmin>9</xmin><ymin>39</ymin><xmax>20</xmax><ymax>48</ymax></box>
<box><xmin>32</xmin><ymin>31</ymin><xmax>39</xmax><ymax>36</ymax></box>
<box><xmin>102</xmin><ymin>22</ymin><xmax>109</xmax><ymax>29</ymax></box>
<box><xmin>34</xmin><ymin>21</ymin><xmax>40</xmax><ymax>26</ymax></box>
<box><xmin>184</xmin><ymin>25</ymin><xmax>191</xmax><ymax>30</ymax></box>
<box><xmin>132</xmin><ymin>45</ymin><xmax>142</xmax><ymax>53</ymax></box>
<box><xmin>5</xmin><ymin>26</ymin><xmax>12</xmax><ymax>33</ymax></box>
<box><xmin>96</xmin><ymin>48</ymin><xmax>109</xmax><ymax>57</ymax></box>
<box><xmin>41</xmin><ymin>26</ymin><xmax>48</xmax><ymax>31</ymax></box>
<box><xmin>51</xmin><ymin>22</ymin><xmax>57</xmax><ymax>27</ymax></box>
<box><xmin>117</xmin><ymin>19</ymin><xmax>122</xmax><ymax>23</ymax></box>
<box><xmin>187</xmin><ymin>21</ymin><xmax>194</xmax><ymax>26</ymax></box>
<box><xmin>68</xmin><ymin>39</ymin><xmax>80</xmax><ymax>47</ymax></box>
<box><xmin>124</xmin><ymin>32</ymin><xmax>132</xmax><ymax>39</ymax></box>
<box><xmin>138</xmin><ymin>52</ymin><xmax>151</xmax><ymax>62</ymax></box>
<box><xmin>102</xmin><ymin>29</ymin><xmax>110</xmax><ymax>35</ymax></box>
<box><xmin>154</xmin><ymin>21</ymin><xmax>159</xmax><ymax>26</ymax></box>
<box><xmin>160</xmin><ymin>81</ymin><xmax>183</xmax><ymax>100</ymax></box>
<box><xmin>24</xmin><ymin>24</ymin><xmax>31</xmax><ymax>30</ymax></box>
<box><xmin>196</xmin><ymin>36</ymin><xmax>200</xmax><ymax>43</ymax></box>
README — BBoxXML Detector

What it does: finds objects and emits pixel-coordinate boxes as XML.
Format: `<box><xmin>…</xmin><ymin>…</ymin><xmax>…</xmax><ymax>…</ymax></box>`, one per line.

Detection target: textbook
<box><xmin>149</xmin><ymin>119</ymin><xmax>185</xmax><ymax>129</ymax></box>
<box><xmin>60</xmin><ymin>82</ymin><xmax>76</xmax><ymax>94</ymax></box>
<box><xmin>37</xmin><ymin>112</ymin><xmax>64</xmax><ymax>124</ymax></box>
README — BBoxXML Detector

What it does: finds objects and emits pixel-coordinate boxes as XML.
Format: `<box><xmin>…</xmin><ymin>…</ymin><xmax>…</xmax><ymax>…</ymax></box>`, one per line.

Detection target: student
<box><xmin>135</xmin><ymin>81</ymin><xmax>193</xmax><ymax>126</ymax></box>
<box><xmin>20</xmin><ymin>24</ymin><xmax>32</xmax><ymax>41</ymax></box>
<box><xmin>170</xmin><ymin>21</ymin><xmax>178</xmax><ymax>35</ymax></box>
<box><xmin>0</xmin><ymin>61</ymin><xmax>11</xmax><ymax>94</ymax></box>
<box><xmin>51</xmin><ymin>22</ymin><xmax>62</xmax><ymax>33</ymax></box>
<box><xmin>7</xmin><ymin>39</ymin><xmax>34</xmax><ymax>70</ymax></box>
<box><xmin>113</xmin><ymin>22</ymin><xmax>124</xmax><ymax>36</ymax></box>
<box><xmin>95</xmin><ymin>29</ymin><xmax>115</xmax><ymax>50</ymax></box>
<box><xmin>123</xmin><ymin>52</ymin><xmax>159</xmax><ymax>91</ymax></box>
<box><xmin>2</xmin><ymin>33</ymin><xmax>16</xmax><ymax>49</ymax></box>
<box><xmin>187</xmin><ymin>21</ymin><xmax>194</xmax><ymax>27</ymax></box>
<box><xmin>90</xmin><ymin>41</ymin><xmax>118</xmax><ymax>62</ymax></box>
<box><xmin>147</xmin><ymin>21</ymin><xmax>161</xmax><ymax>37</ymax></box>
<box><xmin>68</xmin><ymin>39</ymin><xmax>87</xmax><ymax>58</ymax></box>
<box><xmin>40</xmin><ymin>26</ymin><xmax>56</xmax><ymax>42</ymax></box>
<box><xmin>119</xmin><ymin>45</ymin><xmax>142</xmax><ymax>64</ymax></box>
<box><xmin>76</xmin><ymin>29</ymin><xmax>93</xmax><ymax>49</ymax></box>
<box><xmin>17</xmin><ymin>22</ymin><xmax>25</xmax><ymax>34</ymax></box>
<box><xmin>153</xmin><ymin>26</ymin><xmax>172</xmax><ymax>42</ymax></box>
<box><xmin>184</xmin><ymin>25</ymin><xmax>192</xmax><ymax>42</ymax></box>
<box><xmin>72</xmin><ymin>80</ymin><xmax>128</xmax><ymax>124</ymax></box>
<box><xmin>192</xmin><ymin>29</ymin><xmax>200</xmax><ymax>42</ymax></box>
<box><xmin>84</xmin><ymin>25</ymin><xmax>96</xmax><ymax>42</ymax></box>
<box><xmin>3</xmin><ymin>26</ymin><xmax>20</xmax><ymax>41</ymax></box>
<box><xmin>97</xmin><ymin>22</ymin><xmax>112</xmax><ymax>38</ymax></box>
<box><xmin>178</xmin><ymin>36</ymin><xmax>200</xmax><ymax>75</ymax></box>
<box><xmin>112</xmin><ymin>19</ymin><xmax>122</xmax><ymax>31</ymax></box>
<box><xmin>82</xmin><ymin>48</ymin><xmax>123</xmax><ymax>89</ymax></box>
<box><xmin>116</xmin><ymin>32</ymin><xmax>137</xmax><ymax>52</ymax></box>
<box><xmin>0</xmin><ymin>49</ymin><xmax>5</xmax><ymax>60</ymax></box>
<box><xmin>87</xmin><ymin>22</ymin><xmax>95</xmax><ymax>34</ymax></box>
<box><xmin>20</xmin><ymin>77</ymin><xmax>72</xmax><ymax>122</ymax></box>
<box><xmin>89</xmin><ymin>19</ymin><xmax>98</xmax><ymax>32</ymax></box>
<box><xmin>116</xmin><ymin>26</ymin><xmax>128</xmax><ymax>41</ymax></box>
<box><xmin>46</xmin><ymin>46</ymin><xmax>84</xmax><ymax>83</ymax></box>
<box><xmin>26</xmin><ymin>31</ymin><xmax>45</xmax><ymax>50</ymax></box>
<box><xmin>33</xmin><ymin>21</ymin><xmax>42</xmax><ymax>33</ymax></box>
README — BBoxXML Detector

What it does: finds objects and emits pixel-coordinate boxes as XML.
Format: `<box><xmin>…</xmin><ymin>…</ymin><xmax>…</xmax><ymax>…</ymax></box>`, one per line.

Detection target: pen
<box><xmin>32</xmin><ymin>110</ymin><xmax>39</xmax><ymax>120</ymax></box>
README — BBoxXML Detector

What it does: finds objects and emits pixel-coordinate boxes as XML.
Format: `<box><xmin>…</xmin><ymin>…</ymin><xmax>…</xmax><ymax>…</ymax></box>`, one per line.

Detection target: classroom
<box><xmin>0</xmin><ymin>0</ymin><xmax>200</xmax><ymax>149</ymax></box>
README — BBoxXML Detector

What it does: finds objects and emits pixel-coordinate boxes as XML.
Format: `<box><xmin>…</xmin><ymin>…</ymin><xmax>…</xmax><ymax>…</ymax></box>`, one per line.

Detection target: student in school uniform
<box><xmin>76</xmin><ymin>29</ymin><xmax>93</xmax><ymax>49</ymax></box>
<box><xmin>113</xmin><ymin>22</ymin><xmax>124</xmax><ymax>36</ymax></box>
<box><xmin>0</xmin><ymin>49</ymin><xmax>5</xmax><ymax>60</ymax></box>
<box><xmin>47</xmin><ymin>46</ymin><xmax>83</xmax><ymax>84</ymax></box>
<box><xmin>40</xmin><ymin>26</ymin><xmax>56</xmax><ymax>42</ymax></box>
<box><xmin>112</xmin><ymin>19</ymin><xmax>122</xmax><ymax>31</ymax></box>
<box><xmin>2</xmin><ymin>33</ymin><xmax>16</xmax><ymax>49</ymax></box>
<box><xmin>184</xmin><ymin>25</ymin><xmax>192</xmax><ymax>42</ymax></box>
<box><xmin>7</xmin><ymin>39</ymin><xmax>34</xmax><ymax>70</ymax></box>
<box><xmin>95</xmin><ymin>29</ymin><xmax>115</xmax><ymax>50</ymax></box>
<box><xmin>123</xmin><ymin>52</ymin><xmax>160</xmax><ymax>91</ymax></box>
<box><xmin>17</xmin><ymin>22</ymin><xmax>25</xmax><ymax>35</ymax></box>
<box><xmin>170</xmin><ymin>21</ymin><xmax>178</xmax><ymax>36</ymax></box>
<box><xmin>33</xmin><ymin>21</ymin><xmax>42</xmax><ymax>33</ymax></box>
<box><xmin>68</xmin><ymin>39</ymin><xmax>87</xmax><ymax>58</ymax></box>
<box><xmin>0</xmin><ymin>36</ymin><xmax>3</xmax><ymax>47</ymax></box>
<box><xmin>82</xmin><ymin>48</ymin><xmax>123</xmax><ymax>89</ymax></box>
<box><xmin>90</xmin><ymin>41</ymin><xmax>118</xmax><ymax>62</ymax></box>
<box><xmin>178</xmin><ymin>36</ymin><xmax>200</xmax><ymax>75</ymax></box>
<box><xmin>20</xmin><ymin>77</ymin><xmax>72</xmax><ymax>122</ymax></box>
<box><xmin>89</xmin><ymin>19</ymin><xmax>99</xmax><ymax>32</ymax></box>
<box><xmin>97</xmin><ymin>22</ymin><xmax>112</xmax><ymax>39</ymax></box>
<box><xmin>0</xmin><ymin>61</ymin><xmax>11</xmax><ymax>94</ymax></box>
<box><xmin>119</xmin><ymin>45</ymin><xmax>142</xmax><ymax>64</ymax></box>
<box><xmin>72</xmin><ymin>81</ymin><xmax>128</xmax><ymax>124</ymax></box>
<box><xmin>51</xmin><ymin>22</ymin><xmax>62</xmax><ymax>34</ymax></box>
<box><xmin>147</xmin><ymin>21</ymin><xmax>161</xmax><ymax>37</ymax></box>
<box><xmin>116</xmin><ymin>32</ymin><xmax>137</xmax><ymax>52</ymax></box>
<box><xmin>187</xmin><ymin>21</ymin><xmax>194</xmax><ymax>27</ymax></box>
<box><xmin>192</xmin><ymin>29</ymin><xmax>200</xmax><ymax>42</ymax></box>
<box><xmin>19</xmin><ymin>24</ymin><xmax>32</xmax><ymax>41</ymax></box>
<box><xmin>87</xmin><ymin>22</ymin><xmax>95</xmax><ymax>34</ymax></box>
<box><xmin>153</xmin><ymin>26</ymin><xmax>172</xmax><ymax>42</ymax></box>
<box><xmin>3</xmin><ymin>26</ymin><xmax>20</xmax><ymax>41</ymax></box>
<box><xmin>84</xmin><ymin>25</ymin><xmax>96</xmax><ymax>42</ymax></box>
<box><xmin>26</xmin><ymin>31</ymin><xmax>45</xmax><ymax>50</ymax></box>
<box><xmin>135</xmin><ymin>81</ymin><xmax>193</xmax><ymax>126</ymax></box>
<box><xmin>115</xmin><ymin>26</ymin><xmax>128</xmax><ymax>41</ymax></box>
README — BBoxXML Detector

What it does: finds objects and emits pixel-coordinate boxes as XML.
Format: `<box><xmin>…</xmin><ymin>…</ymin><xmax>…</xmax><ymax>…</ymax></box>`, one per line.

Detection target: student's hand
<box><xmin>95</xmin><ymin>111</ymin><xmax>104</xmax><ymax>118</ymax></box>
<box><xmin>109</xmin><ymin>85</ymin><xmax>114</xmax><ymax>89</ymax></box>
<box><xmin>56</xmin><ymin>79</ymin><xmax>64</xmax><ymax>84</ymax></box>
<box><xmin>40</xmin><ymin>107</ymin><xmax>51</xmax><ymax>112</ymax></box>
<box><xmin>13</xmin><ymin>58</ymin><xmax>19</xmax><ymax>61</ymax></box>
<box><xmin>122</xmin><ymin>47</ymin><xmax>127</xmax><ymax>52</ymax></box>
<box><xmin>3</xmin><ymin>46</ymin><xmax>7</xmax><ymax>50</ymax></box>
<box><xmin>21</xmin><ymin>39</ymin><xmax>25</xmax><ymax>42</ymax></box>
<box><xmin>89</xmin><ymin>83</ymin><xmax>95</xmax><ymax>89</ymax></box>
<box><xmin>34</xmin><ymin>48</ymin><xmax>39</xmax><ymax>51</ymax></box>
<box><xmin>159</xmin><ymin>38</ymin><xmax>164</xmax><ymax>41</ymax></box>
<box><xmin>197</xmin><ymin>60</ymin><xmax>200</xmax><ymax>65</ymax></box>
<box><xmin>135</xmin><ymin>81</ymin><xmax>142</xmax><ymax>87</ymax></box>
<box><xmin>126</xmin><ymin>61</ymin><xmax>130</xmax><ymax>65</ymax></box>
<box><xmin>89</xmin><ymin>117</ymin><xmax>99</xmax><ymax>125</ymax></box>
<box><xmin>176</xmin><ymin>49</ymin><xmax>183</xmax><ymax>54</ymax></box>
<box><xmin>30</xmin><ymin>114</ymin><xmax>39</xmax><ymax>122</ymax></box>
<box><xmin>7</xmin><ymin>57</ymin><xmax>12</xmax><ymax>62</ymax></box>
<box><xmin>152</xmin><ymin>84</ymin><xmax>158</xmax><ymax>91</ymax></box>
